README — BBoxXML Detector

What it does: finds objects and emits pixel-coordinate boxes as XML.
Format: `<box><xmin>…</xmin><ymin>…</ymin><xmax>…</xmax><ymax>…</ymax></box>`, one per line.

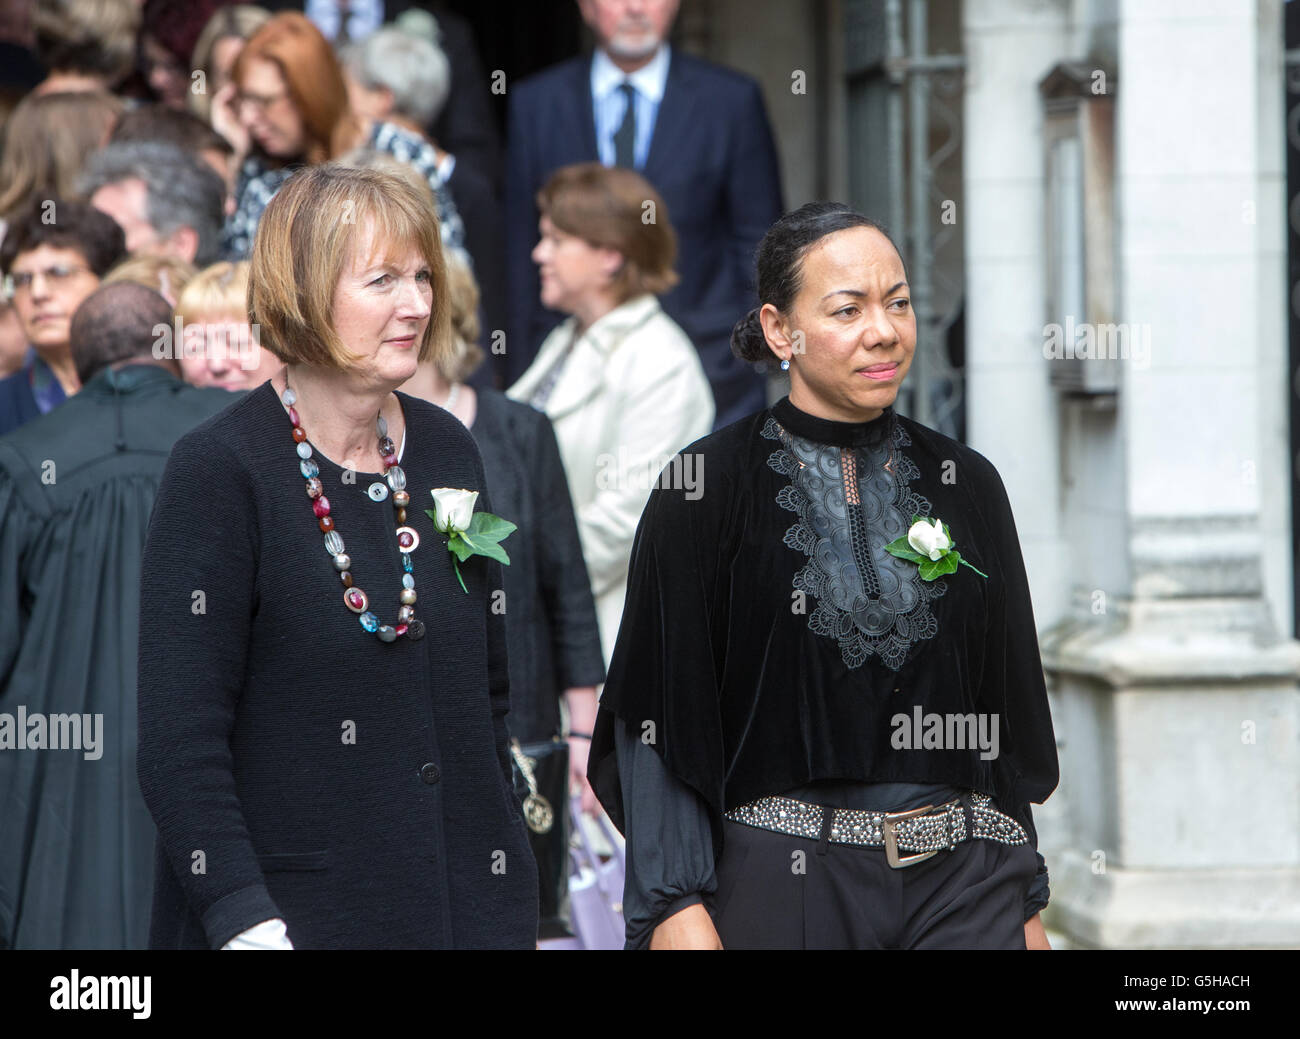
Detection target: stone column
<box><xmin>962</xmin><ymin>0</ymin><xmax>1075</xmax><ymax>946</ymax></box>
<box><xmin>1038</xmin><ymin>0</ymin><xmax>1300</xmax><ymax>948</ymax></box>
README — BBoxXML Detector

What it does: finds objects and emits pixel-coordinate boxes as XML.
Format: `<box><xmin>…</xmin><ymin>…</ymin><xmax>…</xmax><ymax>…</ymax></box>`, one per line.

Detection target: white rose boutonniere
<box><xmin>426</xmin><ymin>488</ymin><xmax>517</xmax><ymax>593</ymax></box>
<box><xmin>884</xmin><ymin>515</ymin><xmax>988</xmax><ymax>582</ymax></box>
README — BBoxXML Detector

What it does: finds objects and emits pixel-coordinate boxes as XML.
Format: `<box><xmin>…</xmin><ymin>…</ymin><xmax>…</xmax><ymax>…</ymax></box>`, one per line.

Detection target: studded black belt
<box><xmin>722</xmin><ymin>790</ymin><xmax>1028</xmax><ymax>868</ymax></box>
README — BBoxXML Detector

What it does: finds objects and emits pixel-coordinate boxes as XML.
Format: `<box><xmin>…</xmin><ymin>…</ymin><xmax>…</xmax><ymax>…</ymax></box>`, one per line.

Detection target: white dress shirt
<box><xmin>590</xmin><ymin>45</ymin><xmax>671</xmax><ymax>169</ymax></box>
<box><xmin>222</xmin><ymin>917</ymin><xmax>293</xmax><ymax>950</ymax></box>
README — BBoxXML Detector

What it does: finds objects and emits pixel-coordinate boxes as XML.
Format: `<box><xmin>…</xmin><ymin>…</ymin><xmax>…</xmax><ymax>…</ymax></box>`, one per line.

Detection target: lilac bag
<box><xmin>539</xmin><ymin>796</ymin><xmax>626</xmax><ymax>950</ymax></box>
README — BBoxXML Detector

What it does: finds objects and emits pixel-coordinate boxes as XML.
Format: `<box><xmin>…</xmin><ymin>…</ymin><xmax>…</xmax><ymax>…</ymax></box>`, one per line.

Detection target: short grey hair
<box><xmin>341</xmin><ymin>27</ymin><xmax>452</xmax><ymax>129</ymax></box>
<box><xmin>78</xmin><ymin>141</ymin><xmax>226</xmax><ymax>267</ymax></box>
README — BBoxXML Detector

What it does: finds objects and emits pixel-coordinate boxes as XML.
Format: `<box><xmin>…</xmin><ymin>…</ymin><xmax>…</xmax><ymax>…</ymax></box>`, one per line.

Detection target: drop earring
<box><xmin>780</xmin><ymin>358</ymin><xmax>790</xmax><ymax>371</ymax></box>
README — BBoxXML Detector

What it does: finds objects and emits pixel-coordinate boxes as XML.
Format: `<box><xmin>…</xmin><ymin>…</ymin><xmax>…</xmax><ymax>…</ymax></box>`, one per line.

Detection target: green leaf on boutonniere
<box><xmin>886</xmin><ymin>517</ymin><xmax>989</xmax><ymax>582</ymax></box>
<box><xmin>884</xmin><ymin>534</ymin><xmax>928</xmax><ymax>564</ymax></box>
<box><xmin>459</xmin><ymin>529</ymin><xmax>510</xmax><ymax>566</ymax></box>
<box><xmin>467</xmin><ymin>511</ymin><xmax>517</xmax><ymax>547</ymax></box>
<box><xmin>457</xmin><ymin>515</ymin><xmax>514</xmax><ymax>565</ymax></box>
<box><xmin>918</xmin><ymin>551</ymin><xmax>961</xmax><ymax>582</ymax></box>
<box><xmin>446</xmin><ymin>532</ymin><xmax>476</xmax><ymax>563</ymax></box>
<box><xmin>425</xmin><ymin>506</ymin><xmax>518</xmax><ymax>594</ymax></box>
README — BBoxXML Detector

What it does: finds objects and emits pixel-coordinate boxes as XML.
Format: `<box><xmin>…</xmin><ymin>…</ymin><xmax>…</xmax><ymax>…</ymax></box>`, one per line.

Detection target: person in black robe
<box><xmin>0</xmin><ymin>283</ymin><xmax>232</xmax><ymax>948</ymax></box>
<box><xmin>588</xmin><ymin>202</ymin><xmax>1060</xmax><ymax>950</ymax></box>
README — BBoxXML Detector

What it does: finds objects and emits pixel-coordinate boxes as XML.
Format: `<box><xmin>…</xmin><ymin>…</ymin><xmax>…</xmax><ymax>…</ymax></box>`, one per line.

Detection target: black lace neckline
<box><xmin>771</xmin><ymin>395</ymin><xmax>896</xmax><ymax>448</ymax></box>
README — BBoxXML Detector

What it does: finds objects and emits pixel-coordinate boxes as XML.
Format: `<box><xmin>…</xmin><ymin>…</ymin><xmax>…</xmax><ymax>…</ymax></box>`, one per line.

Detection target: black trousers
<box><xmin>712</xmin><ymin>817</ymin><xmax>1040</xmax><ymax>949</ymax></box>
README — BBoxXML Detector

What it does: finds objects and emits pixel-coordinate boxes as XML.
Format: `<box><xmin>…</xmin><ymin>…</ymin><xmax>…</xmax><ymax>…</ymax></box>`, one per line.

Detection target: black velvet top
<box><xmin>589</xmin><ymin>395</ymin><xmax>1059</xmax><ymax>939</ymax></box>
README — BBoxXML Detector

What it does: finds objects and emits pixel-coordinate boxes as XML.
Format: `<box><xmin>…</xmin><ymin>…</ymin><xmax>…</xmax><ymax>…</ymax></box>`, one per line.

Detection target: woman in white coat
<box><xmin>509</xmin><ymin>163</ymin><xmax>715</xmax><ymax>683</ymax></box>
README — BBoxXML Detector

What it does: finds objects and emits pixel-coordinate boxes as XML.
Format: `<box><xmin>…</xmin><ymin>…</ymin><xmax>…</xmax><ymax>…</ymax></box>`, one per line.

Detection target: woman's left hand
<box><xmin>1024</xmin><ymin>913</ymin><xmax>1051</xmax><ymax>949</ymax></box>
<box><xmin>563</xmin><ymin>686</ymin><xmax>600</xmax><ymax>814</ymax></box>
<box><xmin>567</xmin><ymin>735</ymin><xmax>598</xmax><ymax>815</ymax></box>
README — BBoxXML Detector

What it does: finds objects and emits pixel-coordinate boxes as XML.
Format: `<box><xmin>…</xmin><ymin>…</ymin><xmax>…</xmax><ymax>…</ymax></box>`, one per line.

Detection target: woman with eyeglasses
<box><xmin>0</xmin><ymin>200</ymin><xmax>126</xmax><ymax>437</ymax></box>
<box><xmin>211</xmin><ymin>12</ymin><xmax>466</xmax><ymax>263</ymax></box>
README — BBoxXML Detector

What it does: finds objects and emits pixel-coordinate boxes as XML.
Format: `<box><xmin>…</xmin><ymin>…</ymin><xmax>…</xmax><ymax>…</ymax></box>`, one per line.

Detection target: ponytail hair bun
<box><xmin>730</xmin><ymin>307</ymin><xmax>774</xmax><ymax>363</ymax></box>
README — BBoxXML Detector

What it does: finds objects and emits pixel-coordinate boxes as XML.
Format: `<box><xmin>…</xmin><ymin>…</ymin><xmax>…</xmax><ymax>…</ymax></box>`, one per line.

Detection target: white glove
<box><xmin>221</xmin><ymin>918</ymin><xmax>294</xmax><ymax>950</ymax></box>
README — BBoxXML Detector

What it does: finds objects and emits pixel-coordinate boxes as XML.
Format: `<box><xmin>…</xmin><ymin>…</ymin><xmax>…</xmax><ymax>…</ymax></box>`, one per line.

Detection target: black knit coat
<box><xmin>137</xmin><ymin>383</ymin><xmax>538</xmax><ymax>949</ymax></box>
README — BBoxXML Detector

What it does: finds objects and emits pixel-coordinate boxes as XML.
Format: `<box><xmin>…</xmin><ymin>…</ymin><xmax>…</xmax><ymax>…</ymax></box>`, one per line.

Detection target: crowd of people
<box><xmin>0</xmin><ymin>0</ymin><xmax>1059</xmax><ymax>952</ymax></box>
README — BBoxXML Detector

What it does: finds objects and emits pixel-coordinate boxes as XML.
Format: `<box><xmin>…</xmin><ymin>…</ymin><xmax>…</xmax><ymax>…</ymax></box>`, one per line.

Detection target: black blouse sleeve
<box><xmin>614</xmin><ymin>716</ymin><xmax>718</xmax><ymax>950</ymax></box>
<box><xmin>588</xmin><ymin>459</ymin><xmax>730</xmax><ymax>860</ymax></box>
<box><xmin>1021</xmin><ymin>803</ymin><xmax>1050</xmax><ymax>921</ymax></box>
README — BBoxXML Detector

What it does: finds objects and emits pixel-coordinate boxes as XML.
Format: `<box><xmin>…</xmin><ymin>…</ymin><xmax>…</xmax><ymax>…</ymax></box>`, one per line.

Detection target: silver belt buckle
<box><xmin>881</xmin><ymin>803</ymin><xmax>941</xmax><ymax>868</ymax></box>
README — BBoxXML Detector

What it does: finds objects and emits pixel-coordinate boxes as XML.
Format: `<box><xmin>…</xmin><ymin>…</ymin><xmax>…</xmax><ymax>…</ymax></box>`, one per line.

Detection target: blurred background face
<box><xmin>90</xmin><ymin>178</ymin><xmax>160</xmax><ymax>254</ymax></box>
<box><xmin>579</xmin><ymin>0</ymin><xmax>680</xmax><ymax>59</ymax></box>
<box><xmin>344</xmin><ymin>72</ymin><xmax>391</xmax><ymax>124</ymax></box>
<box><xmin>179</xmin><ymin>314</ymin><xmax>277</xmax><ymax>391</ymax></box>
<box><xmin>141</xmin><ymin>34</ymin><xmax>189</xmax><ymax>109</ymax></box>
<box><xmin>532</xmin><ymin>215</ymin><xmax>620</xmax><ymax>315</ymax></box>
<box><xmin>778</xmin><ymin>225</ymin><xmax>915</xmax><ymax>419</ymax></box>
<box><xmin>210</xmin><ymin>35</ymin><xmax>246</xmax><ymax>97</ymax></box>
<box><xmin>7</xmin><ymin>245</ymin><xmax>101</xmax><ymax>355</ymax></box>
<box><xmin>237</xmin><ymin>57</ymin><xmax>306</xmax><ymax>157</ymax></box>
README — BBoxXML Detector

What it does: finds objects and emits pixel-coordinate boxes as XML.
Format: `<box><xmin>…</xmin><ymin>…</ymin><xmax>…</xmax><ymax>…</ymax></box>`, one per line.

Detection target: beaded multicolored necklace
<box><xmin>281</xmin><ymin>381</ymin><xmax>425</xmax><ymax>643</ymax></box>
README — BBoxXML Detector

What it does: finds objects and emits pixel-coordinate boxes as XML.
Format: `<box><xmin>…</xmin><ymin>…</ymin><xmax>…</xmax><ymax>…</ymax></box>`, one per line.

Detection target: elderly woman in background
<box><xmin>137</xmin><ymin>163</ymin><xmax>537</xmax><ymax>949</ymax></box>
<box><xmin>342</xmin><ymin>25</ymin><xmax>504</xmax><ymax>371</ymax></box>
<box><xmin>174</xmin><ymin>260</ymin><xmax>281</xmax><ymax>391</ymax></box>
<box><xmin>340</xmin><ymin>27</ymin><xmax>450</xmax><ymax>147</ymax></box>
<box><xmin>212</xmin><ymin>12</ymin><xmax>465</xmax><ymax>262</ymax></box>
<box><xmin>351</xmin><ymin>148</ymin><xmax>606</xmax><ymax>808</ymax></box>
<box><xmin>0</xmin><ymin>200</ymin><xmax>126</xmax><ymax>436</ymax></box>
<box><xmin>508</xmin><ymin>163</ymin><xmax>715</xmax><ymax>668</ymax></box>
<box><xmin>402</xmin><ymin>249</ymin><xmax>607</xmax><ymax>814</ymax></box>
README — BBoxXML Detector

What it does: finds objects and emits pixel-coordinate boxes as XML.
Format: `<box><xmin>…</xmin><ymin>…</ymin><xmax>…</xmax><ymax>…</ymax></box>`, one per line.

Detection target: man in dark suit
<box><xmin>505</xmin><ymin>0</ymin><xmax>783</xmax><ymax>429</ymax></box>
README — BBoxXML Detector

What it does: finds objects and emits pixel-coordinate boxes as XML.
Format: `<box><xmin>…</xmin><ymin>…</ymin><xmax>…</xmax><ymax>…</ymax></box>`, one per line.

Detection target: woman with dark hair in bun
<box><xmin>588</xmin><ymin>202</ymin><xmax>1059</xmax><ymax>949</ymax></box>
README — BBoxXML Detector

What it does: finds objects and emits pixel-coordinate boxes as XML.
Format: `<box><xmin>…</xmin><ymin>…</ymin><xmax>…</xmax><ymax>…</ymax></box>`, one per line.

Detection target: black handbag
<box><xmin>511</xmin><ymin>736</ymin><xmax>573</xmax><ymax>939</ymax></box>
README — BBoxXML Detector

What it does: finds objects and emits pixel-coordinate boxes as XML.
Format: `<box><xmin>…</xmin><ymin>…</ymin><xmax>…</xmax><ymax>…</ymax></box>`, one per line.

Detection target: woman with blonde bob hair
<box><xmin>137</xmin><ymin>163</ymin><xmax>538</xmax><ymax>950</ymax></box>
